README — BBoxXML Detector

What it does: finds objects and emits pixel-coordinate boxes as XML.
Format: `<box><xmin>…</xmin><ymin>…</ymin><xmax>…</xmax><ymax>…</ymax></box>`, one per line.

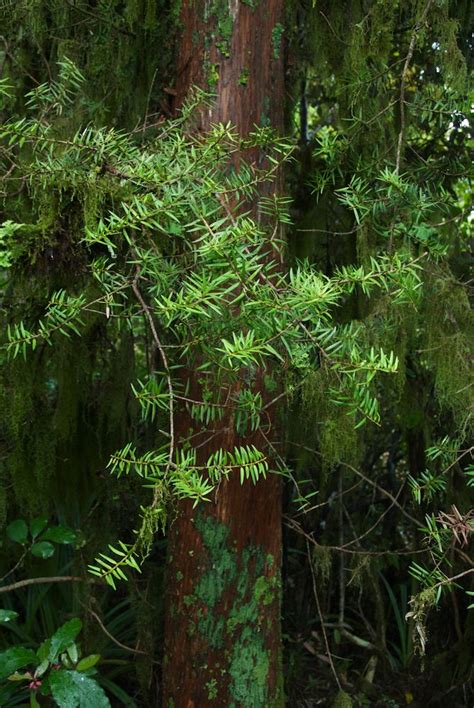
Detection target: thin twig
<box><xmin>395</xmin><ymin>0</ymin><xmax>434</xmax><ymax>173</ymax></box>
<box><xmin>306</xmin><ymin>539</ymin><xmax>342</xmax><ymax>691</ymax></box>
<box><xmin>338</xmin><ymin>469</ymin><xmax>345</xmax><ymax>626</ymax></box>
<box><xmin>432</xmin><ymin>568</ymin><xmax>474</xmax><ymax>591</ymax></box>
<box><xmin>142</xmin><ymin>68</ymin><xmax>159</xmax><ymax>141</ymax></box>
<box><xmin>318</xmin><ymin>10</ymin><xmax>349</xmax><ymax>46</ymax></box>
<box><xmin>0</xmin><ymin>550</ymin><xmax>27</xmax><ymax>584</ymax></box>
<box><xmin>85</xmin><ymin>606</ymin><xmax>152</xmax><ymax>658</ymax></box>
<box><xmin>293</xmin><ymin>442</ymin><xmax>420</xmax><ymax>526</ymax></box>
<box><xmin>339</xmin><ymin>483</ymin><xmax>405</xmax><ymax>549</ymax></box>
<box><xmin>285</xmin><ymin>516</ymin><xmax>427</xmax><ymax>557</ymax></box>
<box><xmin>132</xmin><ymin>270</ymin><xmax>175</xmax><ymax>481</ymax></box>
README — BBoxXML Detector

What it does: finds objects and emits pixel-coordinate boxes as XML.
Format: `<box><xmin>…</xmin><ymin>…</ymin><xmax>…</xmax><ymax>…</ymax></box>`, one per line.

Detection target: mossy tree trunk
<box><xmin>162</xmin><ymin>1</ymin><xmax>286</xmax><ymax>705</ymax></box>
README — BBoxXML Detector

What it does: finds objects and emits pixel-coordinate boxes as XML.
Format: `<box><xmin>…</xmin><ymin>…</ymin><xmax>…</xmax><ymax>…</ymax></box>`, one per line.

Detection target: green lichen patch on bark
<box><xmin>206</xmin><ymin>0</ymin><xmax>234</xmax><ymax>57</ymax></box>
<box><xmin>271</xmin><ymin>23</ymin><xmax>284</xmax><ymax>59</ymax></box>
<box><xmin>180</xmin><ymin>513</ymin><xmax>282</xmax><ymax>705</ymax></box>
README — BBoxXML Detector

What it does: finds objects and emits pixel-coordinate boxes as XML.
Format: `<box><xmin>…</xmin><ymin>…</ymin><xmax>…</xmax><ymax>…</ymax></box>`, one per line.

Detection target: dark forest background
<box><xmin>0</xmin><ymin>1</ymin><xmax>472</xmax><ymax>706</ymax></box>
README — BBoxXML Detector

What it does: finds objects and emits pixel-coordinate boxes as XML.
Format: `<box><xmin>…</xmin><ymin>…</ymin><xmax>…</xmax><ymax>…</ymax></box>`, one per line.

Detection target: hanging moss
<box><xmin>2</xmin><ymin>0</ymin><xmax>181</xmax><ymax>129</ymax></box>
<box><xmin>421</xmin><ymin>270</ymin><xmax>473</xmax><ymax>434</ymax></box>
<box><xmin>300</xmin><ymin>368</ymin><xmax>360</xmax><ymax>468</ymax></box>
<box><xmin>312</xmin><ymin>544</ymin><xmax>332</xmax><ymax>587</ymax></box>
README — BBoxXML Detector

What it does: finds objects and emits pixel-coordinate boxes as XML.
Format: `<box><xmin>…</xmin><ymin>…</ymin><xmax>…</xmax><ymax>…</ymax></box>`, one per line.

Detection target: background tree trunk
<box><xmin>162</xmin><ymin>2</ymin><xmax>286</xmax><ymax>705</ymax></box>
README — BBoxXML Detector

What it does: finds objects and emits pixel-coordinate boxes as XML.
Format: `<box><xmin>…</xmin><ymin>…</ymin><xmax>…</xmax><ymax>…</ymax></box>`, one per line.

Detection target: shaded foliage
<box><xmin>0</xmin><ymin>0</ymin><xmax>472</xmax><ymax>706</ymax></box>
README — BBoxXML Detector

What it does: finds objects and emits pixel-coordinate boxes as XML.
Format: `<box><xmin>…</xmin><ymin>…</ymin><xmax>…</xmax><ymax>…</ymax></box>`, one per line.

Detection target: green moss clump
<box><xmin>333</xmin><ymin>691</ymin><xmax>353</xmax><ymax>708</ymax></box>
<box><xmin>301</xmin><ymin>368</ymin><xmax>360</xmax><ymax>468</ymax></box>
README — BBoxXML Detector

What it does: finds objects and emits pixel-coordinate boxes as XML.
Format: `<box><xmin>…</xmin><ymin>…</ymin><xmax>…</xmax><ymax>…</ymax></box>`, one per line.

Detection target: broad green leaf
<box><xmin>0</xmin><ymin>647</ymin><xmax>37</xmax><ymax>680</ymax></box>
<box><xmin>37</xmin><ymin>638</ymin><xmax>51</xmax><ymax>661</ymax></box>
<box><xmin>41</xmin><ymin>525</ymin><xmax>76</xmax><ymax>545</ymax></box>
<box><xmin>30</xmin><ymin>517</ymin><xmax>48</xmax><ymax>539</ymax></box>
<box><xmin>31</xmin><ymin>541</ymin><xmax>55</xmax><ymax>559</ymax></box>
<box><xmin>66</xmin><ymin>642</ymin><xmax>78</xmax><ymax>664</ymax></box>
<box><xmin>7</xmin><ymin>670</ymin><xmax>29</xmax><ymax>681</ymax></box>
<box><xmin>0</xmin><ymin>609</ymin><xmax>18</xmax><ymax>623</ymax></box>
<box><xmin>35</xmin><ymin>659</ymin><xmax>49</xmax><ymax>677</ymax></box>
<box><xmin>7</xmin><ymin>519</ymin><xmax>28</xmax><ymax>544</ymax></box>
<box><xmin>49</xmin><ymin>669</ymin><xmax>110</xmax><ymax>707</ymax></box>
<box><xmin>48</xmin><ymin>618</ymin><xmax>82</xmax><ymax>662</ymax></box>
<box><xmin>76</xmin><ymin>654</ymin><xmax>100</xmax><ymax>671</ymax></box>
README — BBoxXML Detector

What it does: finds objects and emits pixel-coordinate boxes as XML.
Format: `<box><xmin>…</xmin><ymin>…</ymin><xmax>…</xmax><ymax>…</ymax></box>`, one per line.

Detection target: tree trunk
<box><xmin>162</xmin><ymin>2</ymin><xmax>286</xmax><ymax>706</ymax></box>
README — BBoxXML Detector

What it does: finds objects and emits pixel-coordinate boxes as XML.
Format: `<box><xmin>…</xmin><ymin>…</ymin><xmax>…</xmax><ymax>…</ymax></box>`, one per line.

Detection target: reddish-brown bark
<box><xmin>174</xmin><ymin>1</ymin><xmax>285</xmax><ymax>133</ymax></box>
<box><xmin>162</xmin><ymin>2</ymin><xmax>286</xmax><ymax>705</ymax></box>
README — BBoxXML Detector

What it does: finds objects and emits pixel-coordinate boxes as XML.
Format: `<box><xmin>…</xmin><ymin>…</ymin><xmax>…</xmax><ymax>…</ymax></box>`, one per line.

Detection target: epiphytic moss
<box><xmin>206</xmin><ymin>0</ymin><xmax>234</xmax><ymax>57</ymax></box>
<box><xmin>271</xmin><ymin>23</ymin><xmax>284</xmax><ymax>59</ymax></box>
<box><xmin>208</xmin><ymin>63</ymin><xmax>220</xmax><ymax>87</ymax></box>
<box><xmin>206</xmin><ymin>678</ymin><xmax>218</xmax><ymax>700</ymax></box>
<box><xmin>238</xmin><ymin>68</ymin><xmax>250</xmax><ymax>86</ymax></box>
